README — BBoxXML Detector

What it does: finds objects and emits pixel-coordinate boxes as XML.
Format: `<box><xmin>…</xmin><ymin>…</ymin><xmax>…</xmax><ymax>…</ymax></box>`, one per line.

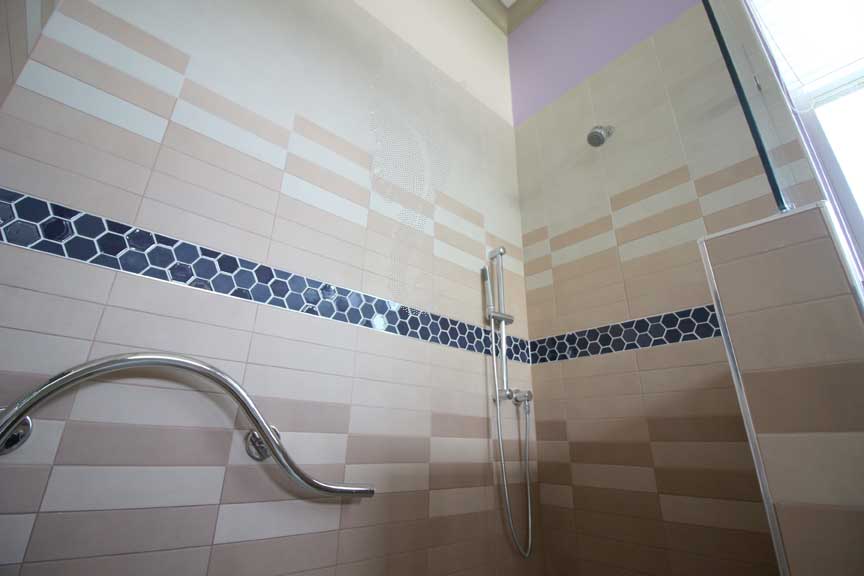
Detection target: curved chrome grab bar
<box><xmin>0</xmin><ymin>353</ymin><xmax>374</xmax><ymax>498</ymax></box>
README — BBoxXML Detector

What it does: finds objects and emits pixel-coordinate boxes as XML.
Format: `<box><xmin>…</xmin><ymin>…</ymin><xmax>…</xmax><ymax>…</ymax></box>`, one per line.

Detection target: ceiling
<box><xmin>471</xmin><ymin>0</ymin><xmax>545</xmax><ymax>34</ymax></box>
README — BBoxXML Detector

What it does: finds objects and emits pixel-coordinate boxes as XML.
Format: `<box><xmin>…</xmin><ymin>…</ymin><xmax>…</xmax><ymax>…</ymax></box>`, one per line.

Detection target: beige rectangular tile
<box><xmin>571</xmin><ymin>463</ymin><xmax>657</xmax><ymax>493</ymax></box>
<box><xmin>524</xmin><ymin>255</ymin><xmax>551</xmax><ymax>276</ymax></box>
<box><xmin>180</xmin><ymin>80</ymin><xmax>289</xmax><ymax>147</ymax></box>
<box><xmin>703</xmin><ymin>194</ymin><xmax>777</xmax><ymax>235</ymax></box>
<box><xmin>21</xmin><ymin>547</ymin><xmax>211</xmax><ymax>576</ymax></box>
<box><xmin>354</xmin><ymin>353</ymin><xmax>433</xmax><ymax>388</ymax></box>
<box><xmin>694</xmin><ymin>156</ymin><xmax>763</xmax><ymax>197</ymax></box>
<box><xmin>616</xmin><ymin>201</ymin><xmax>702</xmax><ymax>245</ymax></box>
<box><xmin>208</xmin><ymin>531</ymin><xmax>338</xmax><ymax>576</ymax></box>
<box><xmin>564</xmin><ymin>372</ymin><xmax>640</xmax><ymax>400</ymax></box>
<box><xmin>0</xmin><ymin>112</ymin><xmax>151</xmax><ymax>194</ymax></box>
<box><xmin>522</xmin><ymin>226</ymin><xmax>548</xmax><ymax>247</ymax></box>
<box><xmin>349</xmin><ymin>406</ymin><xmax>430</xmax><ymax>437</ymax></box>
<box><xmin>341</xmin><ymin>491</ymin><xmax>428</xmax><ymax>528</ymax></box>
<box><xmin>621</xmin><ymin>241</ymin><xmax>701</xmax><ymax>279</ymax></box>
<box><xmin>578</xmin><ymin>534</ymin><xmax>669</xmax><ymax>575</ymax></box>
<box><xmin>567</xmin><ymin>419</ymin><xmax>651</xmax><ymax>443</ymax></box>
<box><xmin>651</xmin><ymin>442</ymin><xmax>755</xmax><ymax>471</ymax></box>
<box><xmin>96</xmin><ymin>307</ymin><xmax>251</xmax><ymax>362</ymax></box>
<box><xmin>30</xmin><ymin>36</ymin><xmax>175</xmax><ymax>118</ymax></box>
<box><xmin>640</xmin><ymin>363</ymin><xmax>732</xmax><ymax>394</ymax></box>
<box><xmin>656</xmin><ymin>468</ymin><xmax>762</xmax><ymax>501</ymax></box>
<box><xmin>431</xmin><ymin>413</ymin><xmax>489</xmax><ymax>439</ymax></box>
<box><xmin>214</xmin><ymin>499</ymin><xmax>340</xmax><ymax>544</ymax></box>
<box><xmin>163</xmin><ymin>122</ymin><xmax>282</xmax><ymax>190</ymax></box>
<box><xmin>285</xmin><ymin>153</ymin><xmax>369</xmax><ymax>208</ymax></box>
<box><xmin>0</xmin><ymin>2</ymin><xmax>15</xmax><ymax>95</ymax></box>
<box><xmin>550</xmin><ymin>216</ymin><xmax>613</xmax><ymax>252</ymax></box>
<box><xmin>435</xmin><ymin>222</ymin><xmax>484</xmax><ymax>259</ymax></box>
<box><xmin>0</xmin><ymin>148</ymin><xmax>140</xmax><ymax>221</ymax></box>
<box><xmin>220</xmin><ymin>463</ymin><xmax>344</xmax><ymax>504</ymax></box>
<box><xmin>25</xmin><ymin>506</ymin><xmax>217</xmax><ymax>561</ymax></box>
<box><xmin>714</xmin><ymin>237</ymin><xmax>850</xmax><ymax>315</ymax></box>
<box><xmin>268</xmin><ymin>239</ymin><xmax>362</xmax><ymax>291</ymax></box>
<box><xmin>648</xmin><ymin>416</ymin><xmax>747</xmax><ymax>442</ymax></box>
<box><xmin>572</xmin><ymin>486</ymin><xmax>661</xmax><ymax>519</ymax></box>
<box><xmin>346</xmin><ymin>436</ymin><xmax>429</xmax><ymax>464</ymax></box>
<box><xmin>280</xmin><ymin>194</ymin><xmax>365</xmax><ymax>247</ymax></box>
<box><xmin>705</xmin><ymin>207</ymin><xmax>827</xmax><ymax>265</ymax></box>
<box><xmin>40</xmin><ymin>466</ymin><xmax>225</xmax><ymax>511</ymax></box>
<box><xmin>660</xmin><ymin>495</ymin><xmax>769</xmax><ymax>533</ymax></box>
<box><xmin>664</xmin><ymin>521</ymin><xmax>776</xmax><ymax>564</ymax></box>
<box><xmin>759</xmin><ymin>432</ymin><xmax>864</xmax><ymax>506</ymax></box>
<box><xmin>0</xmin><ymin>466</ymin><xmax>51</xmax><ymax>514</ymax></box>
<box><xmin>247</xmin><ymin>333</ymin><xmax>355</xmax><ymax>376</ymax></box>
<box><xmin>0</xmin><ymin>285</ymin><xmax>102</xmax><ymax>339</ymax></box>
<box><xmin>0</xmin><ymin>326</ymin><xmax>90</xmax><ymax>375</ymax></box>
<box><xmin>777</xmin><ymin>503</ymin><xmax>864</xmax><ymax>576</ymax></box>
<box><xmin>3</xmin><ymin>86</ymin><xmax>160</xmax><ymax>167</ymax></box>
<box><xmin>486</xmin><ymin>231</ymin><xmax>523</xmax><ymax>261</ymax></box>
<box><xmin>728</xmin><ymin>296</ymin><xmax>864</xmax><ymax>371</ymax></box>
<box><xmin>611</xmin><ymin>165</ymin><xmax>691</xmax><ymax>211</ymax></box>
<box><xmin>570</xmin><ymin>442</ymin><xmax>653</xmax><ymax>466</ymax></box>
<box><xmin>344</xmin><ymin>463</ymin><xmax>429</xmax><ymax>493</ymax></box>
<box><xmin>294</xmin><ymin>115</ymin><xmax>370</xmax><ymax>169</ymax></box>
<box><xmin>6</xmin><ymin>0</ymin><xmax>28</xmax><ymax>79</ymax></box>
<box><xmin>745</xmin><ymin>362</ymin><xmax>864</xmax><ymax>433</ymax></box>
<box><xmin>272</xmin><ymin>217</ymin><xmax>365</xmax><ymax>269</ymax></box>
<box><xmin>644</xmin><ymin>388</ymin><xmax>740</xmax><ymax>419</ymax></box>
<box><xmin>637</xmin><ymin>338</ymin><xmax>727</xmax><ymax>370</ymax></box>
<box><xmin>352</xmin><ymin>379</ymin><xmax>432</xmax><ymax>411</ymax></box>
<box><xmin>255</xmin><ymin>305</ymin><xmax>355</xmax><ymax>350</ymax></box>
<box><xmin>436</xmin><ymin>193</ymin><xmax>483</xmax><ymax>229</ymax></box>
<box><xmin>239</xmin><ymin>397</ymin><xmax>349</xmax><ymax>434</ymax></box>
<box><xmin>428</xmin><ymin>486</ymin><xmax>494</xmax><ymax>517</ymax></box>
<box><xmin>540</xmin><ymin>483</ymin><xmax>574</xmax><ymax>509</ymax></box>
<box><xmin>58</xmin><ymin>0</ymin><xmax>189</xmax><ymax>73</ymax></box>
<box><xmin>55</xmin><ymin>421</ymin><xmax>232</xmax><ymax>466</ymax></box>
<box><xmin>567</xmin><ymin>395</ymin><xmax>644</xmax><ymax>420</ymax></box>
<box><xmin>552</xmin><ymin>247</ymin><xmax>621</xmax><ymax>283</ymax></box>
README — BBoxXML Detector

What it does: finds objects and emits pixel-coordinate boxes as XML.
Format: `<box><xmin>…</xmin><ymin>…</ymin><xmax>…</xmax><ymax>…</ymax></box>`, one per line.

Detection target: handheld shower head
<box><xmin>588</xmin><ymin>125</ymin><xmax>614</xmax><ymax>147</ymax></box>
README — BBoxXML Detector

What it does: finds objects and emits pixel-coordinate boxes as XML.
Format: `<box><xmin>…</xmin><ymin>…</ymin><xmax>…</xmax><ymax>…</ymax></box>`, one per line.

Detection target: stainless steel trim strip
<box><xmin>0</xmin><ymin>353</ymin><xmax>374</xmax><ymax>497</ymax></box>
<box><xmin>698</xmin><ymin>239</ymin><xmax>790</xmax><ymax>576</ymax></box>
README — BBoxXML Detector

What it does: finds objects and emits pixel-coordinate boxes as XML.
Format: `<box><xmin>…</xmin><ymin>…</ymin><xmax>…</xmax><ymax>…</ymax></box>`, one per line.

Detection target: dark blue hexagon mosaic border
<box><xmin>0</xmin><ymin>189</ymin><xmax>720</xmax><ymax>365</ymax></box>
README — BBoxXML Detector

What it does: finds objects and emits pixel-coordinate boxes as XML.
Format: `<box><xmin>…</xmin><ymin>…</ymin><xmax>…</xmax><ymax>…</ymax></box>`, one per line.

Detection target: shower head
<box><xmin>587</xmin><ymin>125</ymin><xmax>614</xmax><ymax>147</ymax></box>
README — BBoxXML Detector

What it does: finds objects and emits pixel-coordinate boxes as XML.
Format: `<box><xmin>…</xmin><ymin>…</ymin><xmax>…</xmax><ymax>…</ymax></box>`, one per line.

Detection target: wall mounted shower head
<box><xmin>587</xmin><ymin>125</ymin><xmax>614</xmax><ymax>147</ymax></box>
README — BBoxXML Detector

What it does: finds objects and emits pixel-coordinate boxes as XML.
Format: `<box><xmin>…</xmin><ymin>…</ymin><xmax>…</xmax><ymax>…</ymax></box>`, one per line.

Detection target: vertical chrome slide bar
<box><xmin>489</xmin><ymin>247</ymin><xmax>509</xmax><ymax>393</ymax></box>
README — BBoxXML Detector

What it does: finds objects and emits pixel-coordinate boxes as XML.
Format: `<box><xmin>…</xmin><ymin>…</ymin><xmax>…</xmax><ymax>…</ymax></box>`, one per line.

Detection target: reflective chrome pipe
<box><xmin>0</xmin><ymin>353</ymin><xmax>374</xmax><ymax>497</ymax></box>
<box><xmin>483</xmin><ymin>248</ymin><xmax>534</xmax><ymax>558</ymax></box>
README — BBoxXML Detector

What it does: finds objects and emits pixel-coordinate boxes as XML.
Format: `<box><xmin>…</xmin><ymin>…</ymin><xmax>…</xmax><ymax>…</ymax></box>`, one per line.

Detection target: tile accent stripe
<box><xmin>0</xmin><ymin>188</ymin><xmax>721</xmax><ymax>365</ymax></box>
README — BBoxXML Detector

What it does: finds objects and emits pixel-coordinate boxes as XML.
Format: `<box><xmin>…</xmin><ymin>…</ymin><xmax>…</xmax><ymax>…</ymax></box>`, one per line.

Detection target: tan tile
<box><xmin>180</xmin><ymin>80</ymin><xmax>290</xmax><ymax>147</ymax></box>
<box><xmin>745</xmin><ymin>362</ymin><xmax>864</xmax><ymax>433</ymax></box>
<box><xmin>695</xmin><ymin>156</ymin><xmax>764</xmax><ymax>197</ymax></box>
<box><xmin>372</xmin><ymin>177</ymin><xmax>434</xmax><ymax>218</ymax></box>
<box><xmin>567</xmin><ymin>418</ymin><xmax>651</xmax><ymax>443</ymax></box>
<box><xmin>664</xmin><ymin>521</ymin><xmax>776</xmax><ymax>564</ymax></box>
<box><xmin>703</xmin><ymin>194</ymin><xmax>777</xmax><ymax>235</ymax></box>
<box><xmin>705</xmin><ymin>207</ymin><xmax>827</xmax><ymax>265</ymax></box>
<box><xmin>435</xmin><ymin>223</ymin><xmax>485</xmax><ymax>259</ymax></box>
<box><xmin>660</xmin><ymin>495</ymin><xmax>769</xmax><ymax>533</ymax></box>
<box><xmin>611</xmin><ymin>166</ymin><xmax>692</xmax><ymax>212</ymax></box>
<box><xmin>208</xmin><ymin>531</ymin><xmax>338</xmax><ymax>576</ymax></box>
<box><xmin>0</xmin><ymin>285</ymin><xmax>103</xmax><ymax>339</ymax></box>
<box><xmin>430</xmin><ymin>463</ymin><xmax>493</xmax><ymax>489</ymax></box>
<box><xmin>570</xmin><ymin>442</ymin><xmax>653</xmax><ymax>466</ymax></box>
<box><xmin>552</xmin><ymin>247</ymin><xmax>621</xmax><ymax>283</ymax></box>
<box><xmin>538</xmin><ymin>462</ymin><xmax>572</xmax><ymax>485</ymax></box>
<box><xmin>616</xmin><ymin>201</ymin><xmax>702</xmax><ymax>245</ymax></box>
<box><xmin>715</xmin><ymin>237</ymin><xmax>851</xmax><ymax>315</ymax></box>
<box><xmin>648</xmin><ymin>416</ymin><xmax>747</xmax><ymax>442</ymax></box>
<box><xmin>0</xmin><ymin>465</ymin><xmax>51</xmax><ymax>513</ymax></box>
<box><xmin>550</xmin><ymin>216</ymin><xmax>613</xmax><ymax>252</ymax></box>
<box><xmin>21</xmin><ymin>547</ymin><xmax>211</xmax><ymax>576</ymax></box>
<box><xmin>59</xmin><ymin>0</ymin><xmax>189</xmax><ymax>73</ymax></box>
<box><xmin>536</xmin><ymin>421</ymin><xmax>566</xmax><ymax>441</ymax></box>
<box><xmin>340</xmin><ymin>491</ymin><xmax>429</xmax><ymax>528</ymax></box>
<box><xmin>567</xmin><ymin>394</ymin><xmax>644</xmax><ymax>420</ymax></box>
<box><xmin>220</xmin><ymin>463</ymin><xmax>344</xmax><ymax>504</ymax></box>
<box><xmin>728</xmin><ymin>296</ymin><xmax>864</xmax><ymax>371</ymax></box>
<box><xmin>769</xmin><ymin>140</ymin><xmax>805</xmax><ymax>168</ymax></box>
<box><xmin>31</xmin><ymin>37</ymin><xmax>175</xmax><ymax>118</ymax></box>
<box><xmin>163</xmin><ymin>123</ymin><xmax>282</xmax><ymax>191</ymax></box>
<box><xmin>431</xmin><ymin>414</ymin><xmax>489</xmax><ymax>439</ymax></box>
<box><xmin>239</xmin><ymin>397</ymin><xmax>350</xmax><ymax>433</ymax></box>
<box><xmin>577</xmin><ymin>534</ymin><xmax>668</xmax><ymax>575</ymax></box>
<box><xmin>26</xmin><ymin>506</ymin><xmax>217</xmax><ymax>561</ymax></box>
<box><xmin>640</xmin><ymin>363</ymin><xmax>732</xmax><ymax>394</ymax></box>
<box><xmin>651</xmin><ymin>442</ymin><xmax>755</xmax><ymax>471</ymax></box>
<box><xmin>486</xmin><ymin>231</ymin><xmax>522</xmax><ymax>261</ymax></box>
<box><xmin>0</xmin><ymin>371</ymin><xmax>75</xmax><ymax>420</ymax></box>
<box><xmin>574</xmin><ymin>510</ymin><xmax>665</xmax><ymax>548</ymax></box>
<box><xmin>621</xmin><ymin>241</ymin><xmax>701</xmax><ymax>279</ymax></box>
<box><xmin>5</xmin><ymin>0</ymin><xmax>27</xmax><ymax>78</ymax></box>
<box><xmin>336</xmin><ymin>519</ymin><xmax>428</xmax><ymax>564</ymax></box>
<box><xmin>54</xmin><ymin>421</ymin><xmax>231</xmax><ymax>466</ymax></box>
<box><xmin>3</xmin><ymin>86</ymin><xmax>160</xmax><ymax>167</ymax></box>
<box><xmin>524</xmin><ymin>255</ymin><xmax>551</xmax><ymax>276</ymax></box>
<box><xmin>1</xmin><ymin>1</ymin><xmax>18</xmax><ymax>90</ymax></box>
<box><xmin>294</xmin><ymin>115</ymin><xmax>370</xmax><ymax>170</ymax></box>
<box><xmin>556</xmin><ymin>282</ymin><xmax>627</xmax><ymax>316</ymax></box>
<box><xmin>666</xmin><ymin>550</ymin><xmax>779</xmax><ymax>576</ymax></box>
<box><xmin>573</xmin><ymin>486</ymin><xmax>662</xmax><ymax>519</ymax></box>
<box><xmin>785</xmin><ymin>179</ymin><xmax>824</xmax><ymax>205</ymax></box>
<box><xmin>564</xmin><ymin>372</ymin><xmax>640</xmax><ymax>401</ymax></box>
<box><xmin>522</xmin><ymin>226</ymin><xmax>548</xmax><ymax>247</ymax></box>
<box><xmin>777</xmin><ymin>502</ymin><xmax>864</xmax><ymax>576</ymax></box>
<box><xmin>643</xmin><ymin>388</ymin><xmax>740</xmax><ymax>418</ymax></box>
<box><xmin>571</xmin><ymin>463</ymin><xmax>657</xmax><ymax>493</ymax></box>
<box><xmin>561</xmin><ymin>350</ymin><xmax>638</xmax><ymax>379</ymax></box>
<box><xmin>759</xmin><ymin>432</ymin><xmax>864</xmax><ymax>507</ymax></box>
<box><xmin>281</xmin><ymin>194</ymin><xmax>365</xmax><ymax>248</ymax></box>
<box><xmin>637</xmin><ymin>338</ymin><xmax>727</xmax><ymax>370</ymax></box>
<box><xmin>656</xmin><ymin>468</ymin><xmax>762</xmax><ymax>501</ymax></box>
<box><xmin>346</xmin><ymin>436</ymin><xmax>430</xmax><ymax>464</ymax></box>
<box><xmin>286</xmin><ymin>153</ymin><xmax>370</xmax><ymax>208</ymax></box>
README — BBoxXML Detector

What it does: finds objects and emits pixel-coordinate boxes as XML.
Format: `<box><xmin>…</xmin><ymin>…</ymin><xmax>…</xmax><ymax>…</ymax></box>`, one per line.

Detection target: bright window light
<box><xmin>817</xmin><ymin>88</ymin><xmax>864</xmax><ymax>207</ymax></box>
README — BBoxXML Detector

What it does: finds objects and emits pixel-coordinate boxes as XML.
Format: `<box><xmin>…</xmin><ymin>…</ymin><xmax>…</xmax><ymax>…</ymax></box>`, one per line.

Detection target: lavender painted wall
<box><xmin>508</xmin><ymin>0</ymin><xmax>700</xmax><ymax>125</ymax></box>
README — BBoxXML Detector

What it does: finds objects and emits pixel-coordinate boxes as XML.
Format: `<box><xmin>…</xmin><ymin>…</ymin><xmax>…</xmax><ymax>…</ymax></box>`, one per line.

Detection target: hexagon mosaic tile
<box><xmin>0</xmin><ymin>189</ymin><xmax>721</xmax><ymax>364</ymax></box>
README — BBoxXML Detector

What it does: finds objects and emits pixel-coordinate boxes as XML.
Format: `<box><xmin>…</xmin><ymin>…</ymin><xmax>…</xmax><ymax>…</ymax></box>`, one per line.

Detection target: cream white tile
<box><xmin>254</xmin><ymin>303</ymin><xmax>355</xmax><ymax>350</ymax></box>
<box><xmin>247</xmin><ymin>334</ymin><xmax>355</xmax><ymax>377</ymax></box>
<box><xmin>370</xmin><ymin>192</ymin><xmax>433</xmax><ymax>236</ymax></box>
<box><xmin>289</xmin><ymin>133</ymin><xmax>370</xmax><ymax>191</ymax></box>
<box><xmin>351</xmin><ymin>379</ymin><xmax>432</xmax><ymax>411</ymax></box>
<box><xmin>348</xmin><ymin>406</ymin><xmax>430</xmax><ymax>437</ymax></box>
<box><xmin>280</xmin><ymin>174</ymin><xmax>368</xmax><ymax>227</ymax></box>
<box><xmin>242</xmin><ymin>364</ymin><xmax>353</xmax><ymax>405</ymax></box>
<box><xmin>344</xmin><ymin>463</ymin><xmax>429</xmax><ymax>493</ymax></box>
<box><xmin>0</xmin><ymin>244</ymin><xmax>115</xmax><ymax>302</ymax></box>
<box><xmin>699</xmin><ymin>175</ymin><xmax>769</xmax><ymax>215</ymax></box>
<box><xmin>433</xmin><ymin>239</ymin><xmax>485</xmax><ymax>272</ymax></box>
<box><xmin>551</xmin><ymin>231</ymin><xmax>617</xmax><ymax>267</ymax></box>
<box><xmin>228</xmin><ymin>431</ymin><xmax>346</xmax><ymax>466</ymax></box>
<box><xmin>618</xmin><ymin>219</ymin><xmax>706</xmax><ymax>262</ymax></box>
<box><xmin>612</xmin><ymin>181</ymin><xmax>697</xmax><ymax>228</ymax></box>
<box><xmin>0</xmin><ymin>285</ymin><xmax>103</xmax><ymax>338</ymax></box>
<box><xmin>0</xmin><ymin>327</ymin><xmax>90</xmax><ymax>375</ymax></box>
<box><xmin>214</xmin><ymin>499</ymin><xmax>340</xmax><ymax>544</ymax></box>
<box><xmin>430</xmin><ymin>438</ymin><xmax>488</xmax><ymax>463</ymax></box>
<box><xmin>41</xmin><ymin>466</ymin><xmax>225</xmax><ymax>511</ymax></box>
<box><xmin>0</xmin><ymin>514</ymin><xmax>35</xmax><ymax>564</ymax></box>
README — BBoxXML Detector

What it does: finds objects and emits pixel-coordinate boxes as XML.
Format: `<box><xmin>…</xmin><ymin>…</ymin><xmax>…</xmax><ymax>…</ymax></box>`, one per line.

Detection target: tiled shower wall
<box><xmin>705</xmin><ymin>205</ymin><xmax>864</xmax><ymax>575</ymax></box>
<box><xmin>0</xmin><ymin>1</ymin><xmax>541</xmax><ymax>574</ymax></box>
<box><xmin>514</xmin><ymin>4</ymin><xmax>807</xmax><ymax>575</ymax></box>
